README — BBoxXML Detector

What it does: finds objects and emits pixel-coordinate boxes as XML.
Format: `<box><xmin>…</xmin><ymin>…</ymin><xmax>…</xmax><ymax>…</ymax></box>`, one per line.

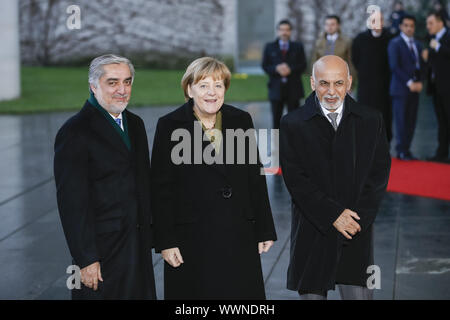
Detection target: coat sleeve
<box><xmin>245</xmin><ymin>114</ymin><xmax>277</xmax><ymax>243</ymax></box>
<box><xmin>262</xmin><ymin>43</ymin><xmax>278</xmax><ymax>76</ymax></box>
<box><xmin>54</xmin><ymin>128</ymin><xmax>99</xmax><ymax>269</ymax></box>
<box><xmin>136</xmin><ymin>117</ymin><xmax>154</xmax><ymax>247</ymax></box>
<box><xmin>351</xmin><ymin>35</ymin><xmax>360</xmax><ymax>71</ymax></box>
<box><xmin>353</xmin><ymin>113</ymin><xmax>391</xmax><ymax>233</ymax></box>
<box><xmin>150</xmin><ymin>118</ymin><xmax>178</xmax><ymax>252</ymax></box>
<box><xmin>436</xmin><ymin>36</ymin><xmax>450</xmax><ymax>58</ymax></box>
<box><xmin>288</xmin><ymin>43</ymin><xmax>307</xmax><ymax>75</ymax></box>
<box><xmin>280</xmin><ymin>118</ymin><xmax>346</xmax><ymax>235</ymax></box>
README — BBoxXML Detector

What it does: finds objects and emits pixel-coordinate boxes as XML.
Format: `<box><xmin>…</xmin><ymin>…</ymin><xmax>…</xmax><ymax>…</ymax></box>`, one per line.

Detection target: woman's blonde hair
<box><xmin>181</xmin><ymin>57</ymin><xmax>231</xmax><ymax>101</ymax></box>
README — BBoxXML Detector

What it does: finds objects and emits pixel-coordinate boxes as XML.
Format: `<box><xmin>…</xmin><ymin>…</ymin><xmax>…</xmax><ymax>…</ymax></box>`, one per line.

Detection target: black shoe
<box><xmin>398</xmin><ymin>152</ymin><xmax>416</xmax><ymax>161</ymax></box>
<box><xmin>427</xmin><ymin>155</ymin><xmax>450</xmax><ymax>163</ymax></box>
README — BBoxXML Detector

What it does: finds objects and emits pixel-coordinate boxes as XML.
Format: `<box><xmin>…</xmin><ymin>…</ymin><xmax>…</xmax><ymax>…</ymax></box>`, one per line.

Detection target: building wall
<box><xmin>0</xmin><ymin>0</ymin><xmax>20</xmax><ymax>101</ymax></box>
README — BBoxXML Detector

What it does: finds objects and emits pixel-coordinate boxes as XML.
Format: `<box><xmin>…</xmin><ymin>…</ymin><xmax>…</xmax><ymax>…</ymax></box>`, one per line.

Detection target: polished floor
<box><xmin>0</xmin><ymin>94</ymin><xmax>448</xmax><ymax>300</ymax></box>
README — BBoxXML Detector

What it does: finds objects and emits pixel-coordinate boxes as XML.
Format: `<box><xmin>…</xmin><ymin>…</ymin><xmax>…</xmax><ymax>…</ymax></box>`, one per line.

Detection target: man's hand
<box><xmin>408</xmin><ymin>81</ymin><xmax>423</xmax><ymax>93</ymax></box>
<box><xmin>276</xmin><ymin>63</ymin><xmax>291</xmax><ymax>77</ymax></box>
<box><xmin>258</xmin><ymin>240</ymin><xmax>274</xmax><ymax>254</ymax></box>
<box><xmin>422</xmin><ymin>48</ymin><xmax>429</xmax><ymax>62</ymax></box>
<box><xmin>162</xmin><ymin>247</ymin><xmax>184</xmax><ymax>268</ymax></box>
<box><xmin>333</xmin><ymin>209</ymin><xmax>361</xmax><ymax>240</ymax></box>
<box><xmin>80</xmin><ymin>261</ymin><xmax>103</xmax><ymax>290</ymax></box>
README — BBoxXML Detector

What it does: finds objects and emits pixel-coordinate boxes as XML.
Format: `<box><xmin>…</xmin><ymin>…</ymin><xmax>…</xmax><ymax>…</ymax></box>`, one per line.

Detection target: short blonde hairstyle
<box><xmin>181</xmin><ymin>57</ymin><xmax>231</xmax><ymax>101</ymax></box>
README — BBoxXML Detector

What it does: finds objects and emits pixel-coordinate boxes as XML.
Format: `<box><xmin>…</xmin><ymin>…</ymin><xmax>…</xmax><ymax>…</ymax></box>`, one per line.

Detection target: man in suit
<box><xmin>424</xmin><ymin>11</ymin><xmax>450</xmax><ymax>163</ymax></box>
<box><xmin>54</xmin><ymin>54</ymin><xmax>156</xmax><ymax>299</ymax></box>
<box><xmin>262</xmin><ymin>19</ymin><xmax>307</xmax><ymax>129</ymax></box>
<box><xmin>280</xmin><ymin>55</ymin><xmax>391</xmax><ymax>300</ymax></box>
<box><xmin>388</xmin><ymin>14</ymin><xmax>425</xmax><ymax>160</ymax></box>
<box><xmin>311</xmin><ymin>15</ymin><xmax>356</xmax><ymax>87</ymax></box>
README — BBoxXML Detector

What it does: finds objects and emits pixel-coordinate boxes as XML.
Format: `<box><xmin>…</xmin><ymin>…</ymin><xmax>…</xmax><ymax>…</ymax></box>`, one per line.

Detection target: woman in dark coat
<box><xmin>151</xmin><ymin>57</ymin><xmax>277</xmax><ymax>300</ymax></box>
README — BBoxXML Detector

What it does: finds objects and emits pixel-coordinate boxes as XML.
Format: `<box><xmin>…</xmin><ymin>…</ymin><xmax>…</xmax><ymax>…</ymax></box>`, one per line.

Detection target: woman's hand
<box><xmin>258</xmin><ymin>241</ymin><xmax>274</xmax><ymax>254</ymax></box>
<box><xmin>162</xmin><ymin>247</ymin><xmax>184</xmax><ymax>267</ymax></box>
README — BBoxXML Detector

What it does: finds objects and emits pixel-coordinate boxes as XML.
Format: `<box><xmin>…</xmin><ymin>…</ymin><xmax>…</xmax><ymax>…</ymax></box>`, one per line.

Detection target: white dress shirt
<box><xmin>326</xmin><ymin>33</ymin><xmax>339</xmax><ymax>42</ymax></box>
<box><xmin>435</xmin><ymin>27</ymin><xmax>447</xmax><ymax>52</ymax></box>
<box><xmin>109</xmin><ymin>112</ymin><xmax>124</xmax><ymax>131</ymax></box>
<box><xmin>319</xmin><ymin>101</ymin><xmax>344</xmax><ymax>127</ymax></box>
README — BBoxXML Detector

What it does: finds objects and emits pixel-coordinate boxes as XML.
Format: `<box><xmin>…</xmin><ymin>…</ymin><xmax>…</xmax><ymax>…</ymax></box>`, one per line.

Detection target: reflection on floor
<box><xmin>0</xmin><ymin>94</ymin><xmax>448</xmax><ymax>300</ymax></box>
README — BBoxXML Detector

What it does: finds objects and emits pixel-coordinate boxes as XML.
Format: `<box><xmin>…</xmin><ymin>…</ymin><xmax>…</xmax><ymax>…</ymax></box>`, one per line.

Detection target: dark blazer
<box><xmin>54</xmin><ymin>101</ymin><xmax>156</xmax><ymax>299</ymax></box>
<box><xmin>427</xmin><ymin>28</ymin><xmax>450</xmax><ymax>95</ymax></box>
<box><xmin>151</xmin><ymin>100</ymin><xmax>277</xmax><ymax>299</ymax></box>
<box><xmin>262</xmin><ymin>39</ymin><xmax>307</xmax><ymax>101</ymax></box>
<box><xmin>280</xmin><ymin>93</ymin><xmax>391</xmax><ymax>294</ymax></box>
<box><xmin>388</xmin><ymin>35</ymin><xmax>426</xmax><ymax>97</ymax></box>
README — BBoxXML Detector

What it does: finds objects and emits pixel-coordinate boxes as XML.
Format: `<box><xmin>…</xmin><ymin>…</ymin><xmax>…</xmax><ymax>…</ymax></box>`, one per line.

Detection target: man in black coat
<box><xmin>425</xmin><ymin>11</ymin><xmax>450</xmax><ymax>163</ymax></box>
<box><xmin>280</xmin><ymin>56</ymin><xmax>391</xmax><ymax>300</ymax></box>
<box><xmin>54</xmin><ymin>54</ymin><xmax>156</xmax><ymax>299</ymax></box>
<box><xmin>352</xmin><ymin>12</ymin><xmax>394</xmax><ymax>142</ymax></box>
<box><xmin>262</xmin><ymin>19</ymin><xmax>307</xmax><ymax>129</ymax></box>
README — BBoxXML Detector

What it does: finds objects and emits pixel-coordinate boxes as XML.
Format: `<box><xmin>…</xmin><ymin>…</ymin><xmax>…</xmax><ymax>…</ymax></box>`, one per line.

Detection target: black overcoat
<box><xmin>262</xmin><ymin>39</ymin><xmax>307</xmax><ymax>102</ymax></box>
<box><xmin>150</xmin><ymin>100</ymin><xmax>277</xmax><ymax>300</ymax></box>
<box><xmin>54</xmin><ymin>101</ymin><xmax>156</xmax><ymax>299</ymax></box>
<box><xmin>352</xmin><ymin>28</ymin><xmax>394</xmax><ymax>140</ymax></box>
<box><xmin>280</xmin><ymin>93</ymin><xmax>391</xmax><ymax>295</ymax></box>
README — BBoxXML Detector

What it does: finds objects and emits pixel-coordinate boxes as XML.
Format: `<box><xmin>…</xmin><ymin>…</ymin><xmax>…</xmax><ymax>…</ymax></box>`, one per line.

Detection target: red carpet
<box><xmin>387</xmin><ymin>158</ymin><xmax>450</xmax><ymax>201</ymax></box>
<box><xmin>264</xmin><ymin>158</ymin><xmax>450</xmax><ymax>201</ymax></box>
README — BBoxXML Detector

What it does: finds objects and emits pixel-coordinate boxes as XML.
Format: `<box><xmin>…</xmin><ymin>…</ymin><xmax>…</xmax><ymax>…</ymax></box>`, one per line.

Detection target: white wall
<box><xmin>0</xmin><ymin>0</ymin><xmax>20</xmax><ymax>101</ymax></box>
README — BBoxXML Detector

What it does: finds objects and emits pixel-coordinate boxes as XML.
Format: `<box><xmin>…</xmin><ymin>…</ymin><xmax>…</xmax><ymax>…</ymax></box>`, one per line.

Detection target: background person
<box><xmin>352</xmin><ymin>11</ymin><xmax>394</xmax><ymax>142</ymax></box>
<box><xmin>262</xmin><ymin>19</ymin><xmax>307</xmax><ymax>129</ymax></box>
<box><xmin>388</xmin><ymin>15</ymin><xmax>426</xmax><ymax>160</ymax></box>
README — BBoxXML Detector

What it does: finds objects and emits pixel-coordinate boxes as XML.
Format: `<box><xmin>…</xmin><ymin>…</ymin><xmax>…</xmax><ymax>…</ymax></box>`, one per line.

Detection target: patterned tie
<box><xmin>327</xmin><ymin>112</ymin><xmax>338</xmax><ymax>131</ymax></box>
<box><xmin>115</xmin><ymin>118</ymin><xmax>122</xmax><ymax>128</ymax></box>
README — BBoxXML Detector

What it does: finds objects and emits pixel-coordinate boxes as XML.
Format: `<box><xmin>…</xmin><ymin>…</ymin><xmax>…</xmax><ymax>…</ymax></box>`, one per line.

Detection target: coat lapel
<box><xmin>87</xmin><ymin>103</ymin><xmax>130</xmax><ymax>158</ymax></box>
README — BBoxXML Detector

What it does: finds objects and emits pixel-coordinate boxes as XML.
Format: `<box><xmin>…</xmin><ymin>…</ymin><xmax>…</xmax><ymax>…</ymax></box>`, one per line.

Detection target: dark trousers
<box><xmin>270</xmin><ymin>84</ymin><xmax>300</xmax><ymax>129</ymax></box>
<box><xmin>391</xmin><ymin>92</ymin><xmax>419</xmax><ymax>155</ymax></box>
<box><xmin>432</xmin><ymin>90</ymin><xmax>450</xmax><ymax>157</ymax></box>
<box><xmin>298</xmin><ymin>285</ymin><xmax>373</xmax><ymax>300</ymax></box>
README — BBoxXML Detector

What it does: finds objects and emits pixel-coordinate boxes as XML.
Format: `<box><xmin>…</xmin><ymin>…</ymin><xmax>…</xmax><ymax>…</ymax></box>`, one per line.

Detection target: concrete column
<box><xmin>0</xmin><ymin>0</ymin><xmax>20</xmax><ymax>101</ymax></box>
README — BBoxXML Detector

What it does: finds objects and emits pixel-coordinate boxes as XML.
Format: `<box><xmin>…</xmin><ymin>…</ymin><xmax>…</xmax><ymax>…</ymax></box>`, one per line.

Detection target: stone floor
<box><xmin>0</xmin><ymin>94</ymin><xmax>448</xmax><ymax>300</ymax></box>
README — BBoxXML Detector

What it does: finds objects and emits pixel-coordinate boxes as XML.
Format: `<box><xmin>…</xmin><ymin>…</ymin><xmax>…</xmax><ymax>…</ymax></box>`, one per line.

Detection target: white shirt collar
<box><xmin>436</xmin><ymin>27</ymin><xmax>447</xmax><ymax>40</ymax></box>
<box><xmin>319</xmin><ymin>100</ymin><xmax>344</xmax><ymax>127</ymax></box>
<box><xmin>400</xmin><ymin>32</ymin><xmax>414</xmax><ymax>44</ymax></box>
<box><xmin>326</xmin><ymin>33</ymin><xmax>339</xmax><ymax>42</ymax></box>
<box><xmin>109</xmin><ymin>112</ymin><xmax>123</xmax><ymax>130</ymax></box>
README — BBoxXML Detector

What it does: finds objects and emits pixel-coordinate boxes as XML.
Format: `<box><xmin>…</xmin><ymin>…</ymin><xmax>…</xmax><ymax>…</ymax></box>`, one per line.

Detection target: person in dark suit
<box><xmin>54</xmin><ymin>54</ymin><xmax>156</xmax><ymax>299</ymax></box>
<box><xmin>388</xmin><ymin>14</ymin><xmax>426</xmax><ymax>160</ymax></box>
<box><xmin>424</xmin><ymin>11</ymin><xmax>450</xmax><ymax>163</ymax></box>
<box><xmin>280</xmin><ymin>56</ymin><xmax>391</xmax><ymax>300</ymax></box>
<box><xmin>262</xmin><ymin>19</ymin><xmax>306</xmax><ymax>129</ymax></box>
<box><xmin>353</xmin><ymin>12</ymin><xmax>394</xmax><ymax>142</ymax></box>
<box><xmin>151</xmin><ymin>57</ymin><xmax>277</xmax><ymax>299</ymax></box>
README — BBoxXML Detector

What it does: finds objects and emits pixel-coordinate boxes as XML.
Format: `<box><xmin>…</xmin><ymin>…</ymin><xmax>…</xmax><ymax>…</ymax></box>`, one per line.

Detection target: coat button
<box><xmin>222</xmin><ymin>186</ymin><xmax>232</xmax><ymax>199</ymax></box>
<box><xmin>136</xmin><ymin>224</ymin><xmax>141</xmax><ymax>229</ymax></box>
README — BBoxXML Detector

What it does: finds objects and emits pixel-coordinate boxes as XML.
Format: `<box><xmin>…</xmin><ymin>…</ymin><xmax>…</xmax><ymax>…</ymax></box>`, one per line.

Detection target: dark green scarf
<box><xmin>88</xmin><ymin>91</ymin><xmax>131</xmax><ymax>150</ymax></box>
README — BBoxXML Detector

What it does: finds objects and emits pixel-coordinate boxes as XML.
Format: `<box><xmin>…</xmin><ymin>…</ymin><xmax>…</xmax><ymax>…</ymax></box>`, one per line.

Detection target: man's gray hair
<box><xmin>88</xmin><ymin>54</ymin><xmax>135</xmax><ymax>88</ymax></box>
<box><xmin>312</xmin><ymin>59</ymin><xmax>351</xmax><ymax>82</ymax></box>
